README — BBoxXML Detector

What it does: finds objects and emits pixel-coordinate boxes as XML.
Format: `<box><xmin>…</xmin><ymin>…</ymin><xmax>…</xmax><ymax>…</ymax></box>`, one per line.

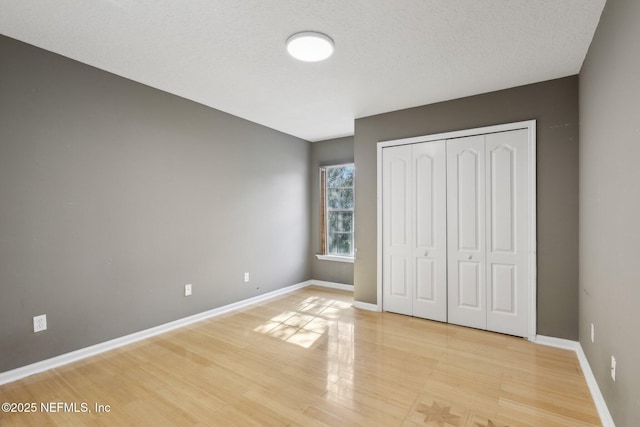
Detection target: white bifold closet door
<box><xmin>446</xmin><ymin>135</ymin><xmax>486</xmax><ymax>329</ymax></box>
<box><xmin>382</xmin><ymin>128</ymin><xmax>530</xmax><ymax>337</ymax></box>
<box><xmin>447</xmin><ymin>129</ymin><xmax>529</xmax><ymax>336</ymax></box>
<box><xmin>382</xmin><ymin>141</ymin><xmax>447</xmax><ymax>322</ymax></box>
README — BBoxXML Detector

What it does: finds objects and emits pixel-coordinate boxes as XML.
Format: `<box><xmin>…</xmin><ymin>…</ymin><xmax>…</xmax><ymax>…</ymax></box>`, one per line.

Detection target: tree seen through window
<box><xmin>324</xmin><ymin>164</ymin><xmax>354</xmax><ymax>256</ymax></box>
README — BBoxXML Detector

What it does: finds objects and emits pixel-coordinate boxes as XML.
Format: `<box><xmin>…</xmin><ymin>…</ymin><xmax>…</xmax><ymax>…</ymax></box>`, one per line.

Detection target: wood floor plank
<box><xmin>0</xmin><ymin>287</ymin><xmax>601</xmax><ymax>426</ymax></box>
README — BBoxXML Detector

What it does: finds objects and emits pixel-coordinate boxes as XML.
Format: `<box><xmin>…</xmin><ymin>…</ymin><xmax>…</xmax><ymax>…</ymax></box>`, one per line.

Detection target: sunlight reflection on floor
<box><xmin>253</xmin><ymin>295</ymin><xmax>348</xmax><ymax>348</ymax></box>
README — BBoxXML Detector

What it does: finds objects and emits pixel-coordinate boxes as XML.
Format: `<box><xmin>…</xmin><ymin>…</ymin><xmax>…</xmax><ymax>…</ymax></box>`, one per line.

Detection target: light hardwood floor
<box><xmin>0</xmin><ymin>287</ymin><xmax>600</xmax><ymax>426</ymax></box>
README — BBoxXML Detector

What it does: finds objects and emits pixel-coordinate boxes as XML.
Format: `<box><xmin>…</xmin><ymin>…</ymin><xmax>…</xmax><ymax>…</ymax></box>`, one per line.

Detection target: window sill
<box><xmin>315</xmin><ymin>255</ymin><xmax>355</xmax><ymax>263</ymax></box>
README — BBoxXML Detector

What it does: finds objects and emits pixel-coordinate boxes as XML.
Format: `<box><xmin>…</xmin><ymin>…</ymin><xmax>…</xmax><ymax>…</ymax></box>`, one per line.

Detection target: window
<box><xmin>319</xmin><ymin>164</ymin><xmax>354</xmax><ymax>261</ymax></box>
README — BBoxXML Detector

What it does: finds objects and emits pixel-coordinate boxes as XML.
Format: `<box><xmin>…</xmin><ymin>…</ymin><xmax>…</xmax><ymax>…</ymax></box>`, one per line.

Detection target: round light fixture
<box><xmin>286</xmin><ymin>31</ymin><xmax>334</xmax><ymax>62</ymax></box>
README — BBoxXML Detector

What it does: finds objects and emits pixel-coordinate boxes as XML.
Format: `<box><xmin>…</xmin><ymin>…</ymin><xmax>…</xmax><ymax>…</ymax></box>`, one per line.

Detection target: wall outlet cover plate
<box><xmin>33</xmin><ymin>314</ymin><xmax>47</xmax><ymax>332</ymax></box>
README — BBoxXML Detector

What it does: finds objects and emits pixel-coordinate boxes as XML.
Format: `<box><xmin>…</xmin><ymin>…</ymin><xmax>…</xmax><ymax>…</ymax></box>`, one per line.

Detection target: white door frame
<box><xmin>376</xmin><ymin>120</ymin><xmax>537</xmax><ymax>340</ymax></box>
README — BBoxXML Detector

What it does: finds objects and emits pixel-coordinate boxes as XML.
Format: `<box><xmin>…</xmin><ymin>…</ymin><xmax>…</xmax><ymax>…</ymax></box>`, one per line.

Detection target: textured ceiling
<box><xmin>0</xmin><ymin>0</ymin><xmax>605</xmax><ymax>142</ymax></box>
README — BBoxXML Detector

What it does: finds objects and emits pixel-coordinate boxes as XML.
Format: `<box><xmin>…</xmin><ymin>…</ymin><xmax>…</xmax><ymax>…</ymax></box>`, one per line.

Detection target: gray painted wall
<box><xmin>354</xmin><ymin>76</ymin><xmax>579</xmax><ymax>340</ymax></box>
<box><xmin>0</xmin><ymin>36</ymin><xmax>311</xmax><ymax>372</ymax></box>
<box><xmin>309</xmin><ymin>137</ymin><xmax>354</xmax><ymax>285</ymax></box>
<box><xmin>579</xmin><ymin>0</ymin><xmax>640</xmax><ymax>424</ymax></box>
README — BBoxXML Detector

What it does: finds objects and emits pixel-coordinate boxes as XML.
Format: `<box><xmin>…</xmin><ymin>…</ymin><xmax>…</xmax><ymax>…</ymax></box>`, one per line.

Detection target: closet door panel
<box><xmin>416</xmin><ymin>258</ymin><xmax>435</xmax><ymax>300</ymax></box>
<box><xmin>447</xmin><ymin>135</ymin><xmax>486</xmax><ymax>330</ymax></box>
<box><xmin>458</xmin><ymin>149</ymin><xmax>481</xmax><ymax>251</ymax></box>
<box><xmin>486</xmin><ymin>129</ymin><xmax>529</xmax><ymax>336</ymax></box>
<box><xmin>491</xmin><ymin>264</ymin><xmax>516</xmax><ymax>313</ymax></box>
<box><xmin>413</xmin><ymin>141</ymin><xmax>447</xmax><ymax>322</ymax></box>
<box><xmin>458</xmin><ymin>261</ymin><xmax>481</xmax><ymax>308</ymax></box>
<box><xmin>382</xmin><ymin>145</ymin><xmax>413</xmax><ymax>315</ymax></box>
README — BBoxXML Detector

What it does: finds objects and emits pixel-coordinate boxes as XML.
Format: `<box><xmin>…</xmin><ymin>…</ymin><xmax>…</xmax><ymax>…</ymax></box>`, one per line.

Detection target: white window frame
<box><xmin>316</xmin><ymin>163</ymin><xmax>355</xmax><ymax>263</ymax></box>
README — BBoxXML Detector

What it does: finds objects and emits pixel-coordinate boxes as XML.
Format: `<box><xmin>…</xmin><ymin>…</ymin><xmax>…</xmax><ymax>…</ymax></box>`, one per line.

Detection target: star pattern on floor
<box><xmin>404</xmin><ymin>394</ymin><xmax>512</xmax><ymax>427</ymax></box>
<box><xmin>415</xmin><ymin>401</ymin><xmax>461</xmax><ymax>426</ymax></box>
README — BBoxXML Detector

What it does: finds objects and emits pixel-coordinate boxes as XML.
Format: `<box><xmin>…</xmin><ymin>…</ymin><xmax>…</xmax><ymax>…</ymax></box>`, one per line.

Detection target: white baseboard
<box><xmin>9</xmin><ymin>285</ymin><xmax>614</xmax><ymax>427</ymax></box>
<box><xmin>352</xmin><ymin>300</ymin><xmax>381</xmax><ymax>311</ymax></box>
<box><xmin>308</xmin><ymin>280</ymin><xmax>353</xmax><ymax>292</ymax></box>
<box><xmin>574</xmin><ymin>344</ymin><xmax>616</xmax><ymax>427</ymax></box>
<box><xmin>535</xmin><ymin>335</ymin><xmax>615</xmax><ymax>427</ymax></box>
<box><xmin>534</xmin><ymin>335</ymin><xmax>581</xmax><ymax>351</ymax></box>
<box><xmin>0</xmin><ymin>279</ymin><xmax>315</xmax><ymax>386</ymax></box>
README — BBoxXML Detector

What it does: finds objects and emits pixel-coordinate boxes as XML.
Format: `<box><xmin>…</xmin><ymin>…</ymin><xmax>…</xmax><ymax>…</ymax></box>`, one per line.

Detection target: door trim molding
<box><xmin>376</xmin><ymin>120</ymin><xmax>537</xmax><ymax>340</ymax></box>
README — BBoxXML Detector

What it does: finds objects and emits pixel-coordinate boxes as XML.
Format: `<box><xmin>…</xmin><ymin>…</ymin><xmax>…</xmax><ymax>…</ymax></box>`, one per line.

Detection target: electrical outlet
<box><xmin>244</xmin><ymin>272</ymin><xmax>250</xmax><ymax>283</ymax></box>
<box><xmin>185</xmin><ymin>284</ymin><xmax>192</xmax><ymax>297</ymax></box>
<box><xmin>590</xmin><ymin>323</ymin><xmax>595</xmax><ymax>343</ymax></box>
<box><xmin>33</xmin><ymin>314</ymin><xmax>47</xmax><ymax>333</ymax></box>
<box><xmin>611</xmin><ymin>356</ymin><xmax>616</xmax><ymax>381</ymax></box>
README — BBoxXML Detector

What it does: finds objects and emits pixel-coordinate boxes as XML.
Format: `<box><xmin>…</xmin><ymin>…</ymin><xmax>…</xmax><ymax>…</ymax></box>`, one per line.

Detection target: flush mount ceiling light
<box><xmin>286</xmin><ymin>31</ymin><xmax>334</xmax><ymax>62</ymax></box>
